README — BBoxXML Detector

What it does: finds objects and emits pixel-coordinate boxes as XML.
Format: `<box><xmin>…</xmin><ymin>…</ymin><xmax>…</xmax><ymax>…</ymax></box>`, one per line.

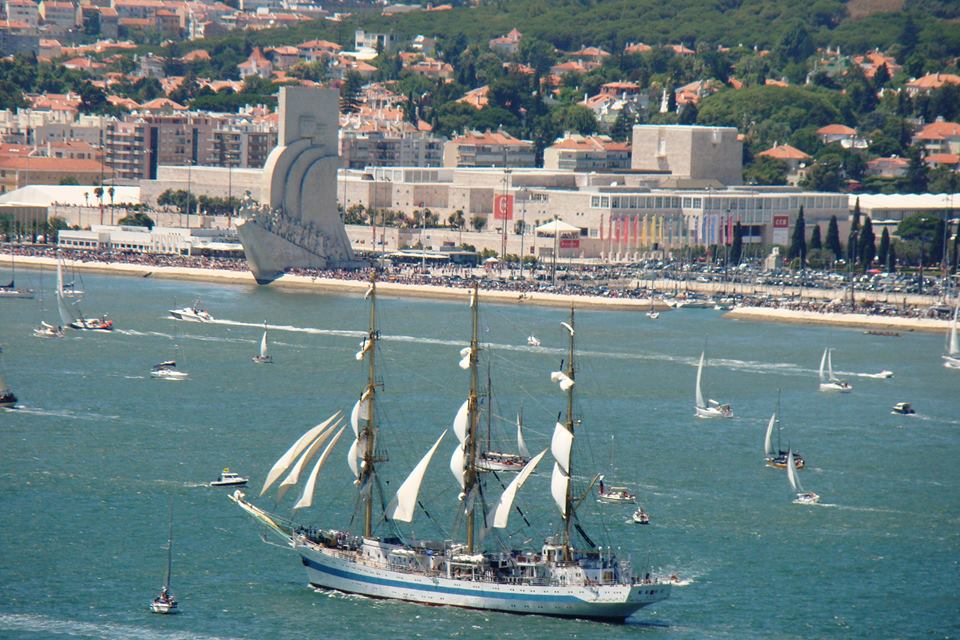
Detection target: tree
<box><xmin>471</xmin><ymin>215</ymin><xmax>487</xmax><ymax>232</ymax></box>
<box><xmin>810</xmin><ymin>224</ymin><xmax>822</xmax><ymax>250</ymax></box>
<box><xmin>931</xmin><ymin>216</ymin><xmax>946</xmax><ymax>265</ymax></box>
<box><xmin>877</xmin><ymin>227</ymin><xmax>891</xmax><ymax>268</ymax></box>
<box><xmin>906</xmin><ymin>145</ymin><xmax>928</xmax><ymax>193</ymax></box>
<box><xmin>744</xmin><ymin>156</ymin><xmax>787</xmax><ymax>186</ymax></box>
<box><xmin>776</xmin><ymin>22</ymin><xmax>815</xmax><ymax>66</ymax></box>
<box><xmin>787</xmin><ymin>206</ymin><xmax>806</xmax><ymax>266</ymax></box>
<box><xmin>447</xmin><ymin>209</ymin><xmax>465</xmax><ymax>229</ymax></box>
<box><xmin>826</xmin><ymin>215</ymin><xmax>842</xmax><ymax>260</ymax></box>
<box><xmin>729</xmin><ymin>221</ymin><xmax>743</xmax><ymax>265</ymax></box>
<box><xmin>340</xmin><ymin>71</ymin><xmax>363</xmax><ymax>114</ymax></box>
<box><xmin>118</xmin><ymin>212</ymin><xmax>154</xmax><ymax>229</ymax></box>
<box><xmin>858</xmin><ymin>216</ymin><xmax>876</xmax><ymax>266</ymax></box>
<box><xmin>887</xmin><ymin>242</ymin><xmax>897</xmax><ymax>273</ymax></box>
<box><xmin>897</xmin><ymin>214</ymin><xmax>940</xmax><ymax>264</ymax></box>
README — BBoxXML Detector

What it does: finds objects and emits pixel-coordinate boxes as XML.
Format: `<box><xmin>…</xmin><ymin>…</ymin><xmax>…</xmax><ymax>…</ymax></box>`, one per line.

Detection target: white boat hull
<box><xmin>943</xmin><ymin>355</ymin><xmax>960</xmax><ymax>370</ymax></box>
<box><xmin>151</xmin><ymin>370</ymin><xmax>189</xmax><ymax>380</ymax></box>
<box><xmin>297</xmin><ymin>543</ymin><xmax>669</xmax><ymax>621</ymax></box>
<box><xmin>169</xmin><ymin>309</ymin><xmax>213</xmax><ymax>322</ymax></box>
<box><xmin>819</xmin><ymin>382</ymin><xmax>852</xmax><ymax>393</ymax></box>
<box><xmin>695</xmin><ymin>406</ymin><xmax>732</xmax><ymax>418</ymax></box>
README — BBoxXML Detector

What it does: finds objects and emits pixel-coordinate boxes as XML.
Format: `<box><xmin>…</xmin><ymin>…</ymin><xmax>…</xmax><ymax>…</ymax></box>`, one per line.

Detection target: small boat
<box><xmin>864</xmin><ymin>330</ymin><xmax>900</xmax><ymax>337</ymax></box>
<box><xmin>646</xmin><ymin>299</ymin><xmax>659</xmax><ymax>319</ymax></box>
<box><xmin>0</xmin><ymin>252</ymin><xmax>35</xmax><ymax>299</ymax></box>
<box><xmin>787</xmin><ymin>450</ymin><xmax>819</xmax><ymax>505</ymax></box>
<box><xmin>169</xmin><ymin>299</ymin><xmax>213</xmax><ymax>323</ymax></box>
<box><xmin>0</xmin><ymin>347</ymin><xmax>16</xmax><ymax>408</ymax></box>
<box><xmin>150</xmin><ymin>360</ymin><xmax>188</xmax><ymax>380</ymax></box>
<box><xmin>252</xmin><ymin>325</ymin><xmax>273</xmax><ymax>364</ymax></box>
<box><xmin>211</xmin><ymin>468</ymin><xmax>248</xmax><ymax>487</ymax></box>
<box><xmin>891</xmin><ymin>402</ymin><xmax>916</xmax><ymax>415</ymax></box>
<box><xmin>526</xmin><ymin>335</ymin><xmax>540</xmax><ymax>347</ymax></box>
<box><xmin>944</xmin><ymin>303</ymin><xmax>960</xmax><ymax>370</ymax></box>
<box><xmin>477</xmin><ymin>376</ymin><xmax>530</xmax><ymax>473</ymax></box>
<box><xmin>818</xmin><ymin>348</ymin><xmax>852</xmax><ymax>393</ymax></box>
<box><xmin>33</xmin><ymin>320</ymin><xmax>64</xmax><ymax>339</ymax></box>
<box><xmin>57</xmin><ymin>253</ymin><xmax>112</xmax><ymax>332</ymax></box>
<box><xmin>631</xmin><ymin>507</ymin><xmax>650</xmax><ymax>524</ymax></box>
<box><xmin>150</xmin><ymin>502</ymin><xmax>178</xmax><ymax>614</ymax></box>
<box><xmin>764</xmin><ymin>395</ymin><xmax>804</xmax><ymax>469</ymax></box>
<box><xmin>862</xmin><ymin>370</ymin><xmax>894</xmax><ymax>379</ymax></box>
<box><xmin>694</xmin><ymin>351</ymin><xmax>733</xmax><ymax>418</ymax></box>
<box><xmin>597</xmin><ymin>476</ymin><xmax>636</xmax><ymax>504</ymax></box>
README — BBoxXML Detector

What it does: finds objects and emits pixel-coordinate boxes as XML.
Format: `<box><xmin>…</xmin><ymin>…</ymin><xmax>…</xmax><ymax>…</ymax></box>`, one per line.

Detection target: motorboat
<box><xmin>694</xmin><ymin>351</ymin><xmax>733</xmax><ymax>418</ymax></box>
<box><xmin>169</xmin><ymin>300</ymin><xmax>213</xmax><ymax>322</ymax></box>
<box><xmin>68</xmin><ymin>316</ymin><xmax>113</xmax><ymax>332</ymax></box>
<box><xmin>891</xmin><ymin>402</ymin><xmax>915</xmax><ymax>415</ymax></box>
<box><xmin>632</xmin><ymin>508</ymin><xmax>650</xmax><ymax>524</ymax></box>
<box><xmin>597</xmin><ymin>476</ymin><xmax>636</xmax><ymax>504</ymax></box>
<box><xmin>818</xmin><ymin>348</ymin><xmax>852</xmax><ymax>393</ymax></box>
<box><xmin>787</xmin><ymin>450</ymin><xmax>819</xmax><ymax>505</ymax></box>
<box><xmin>211</xmin><ymin>468</ymin><xmax>248</xmax><ymax>487</ymax></box>
<box><xmin>150</xmin><ymin>360</ymin><xmax>188</xmax><ymax>380</ymax></box>
<box><xmin>526</xmin><ymin>335</ymin><xmax>541</xmax><ymax>347</ymax></box>
<box><xmin>33</xmin><ymin>321</ymin><xmax>65</xmax><ymax>339</ymax></box>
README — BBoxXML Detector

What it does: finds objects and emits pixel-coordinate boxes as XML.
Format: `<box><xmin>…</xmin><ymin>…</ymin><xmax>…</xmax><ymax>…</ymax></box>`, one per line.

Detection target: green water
<box><xmin>1</xmin><ymin>269</ymin><xmax>958</xmax><ymax>639</ymax></box>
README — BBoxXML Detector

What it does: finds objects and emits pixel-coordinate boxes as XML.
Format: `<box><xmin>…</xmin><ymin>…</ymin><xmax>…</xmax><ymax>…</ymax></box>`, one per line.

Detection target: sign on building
<box><xmin>493</xmin><ymin>194</ymin><xmax>513</xmax><ymax>220</ymax></box>
<box><xmin>772</xmin><ymin>215</ymin><xmax>789</xmax><ymax>245</ymax></box>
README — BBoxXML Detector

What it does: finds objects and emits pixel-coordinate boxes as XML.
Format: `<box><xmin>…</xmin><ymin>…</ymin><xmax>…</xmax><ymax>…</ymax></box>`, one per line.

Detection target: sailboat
<box><xmin>0</xmin><ymin>347</ymin><xmax>17</xmax><ymax>408</ymax></box>
<box><xmin>763</xmin><ymin>394</ymin><xmax>804</xmax><ymax>469</ymax></box>
<box><xmin>694</xmin><ymin>351</ymin><xmax>732</xmax><ymax>418</ymax></box>
<box><xmin>33</xmin><ymin>265</ymin><xmax>64</xmax><ymax>338</ymax></box>
<box><xmin>476</xmin><ymin>373</ymin><xmax>530</xmax><ymax>473</ymax></box>
<box><xmin>0</xmin><ymin>250</ymin><xmax>34</xmax><ymax>299</ymax></box>
<box><xmin>252</xmin><ymin>324</ymin><xmax>273</xmax><ymax>364</ymax></box>
<box><xmin>818</xmin><ymin>348</ymin><xmax>851</xmax><ymax>392</ymax></box>
<box><xmin>150</xmin><ymin>502</ymin><xmax>179</xmax><ymax>614</ymax></box>
<box><xmin>786</xmin><ymin>450</ymin><xmax>819</xmax><ymax>505</ymax></box>
<box><xmin>56</xmin><ymin>252</ymin><xmax>112</xmax><ymax>332</ymax></box>
<box><xmin>527</xmin><ymin>335</ymin><xmax>541</xmax><ymax>346</ymax></box>
<box><xmin>943</xmin><ymin>302</ymin><xmax>960</xmax><ymax>370</ymax></box>
<box><xmin>230</xmin><ymin>276</ymin><xmax>671</xmax><ymax>621</ymax></box>
<box><xmin>646</xmin><ymin>298</ymin><xmax>659</xmax><ymax>319</ymax></box>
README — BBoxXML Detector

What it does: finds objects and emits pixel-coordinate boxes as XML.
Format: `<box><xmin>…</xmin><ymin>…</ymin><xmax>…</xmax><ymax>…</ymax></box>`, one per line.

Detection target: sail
<box><xmin>350</xmin><ymin>390</ymin><xmax>371</xmax><ymax>436</ymax></box>
<box><xmin>355</xmin><ymin>338</ymin><xmax>372</xmax><ymax>361</ymax></box>
<box><xmin>294</xmin><ymin>427</ymin><xmax>347</xmax><ymax>510</ymax></box>
<box><xmin>489</xmin><ymin>449</ymin><xmax>547</xmax><ymax>528</ymax></box>
<box><xmin>516</xmin><ymin>411</ymin><xmax>529</xmax><ymax>459</ymax></box>
<box><xmin>276</xmin><ymin>422</ymin><xmax>339</xmax><ymax>500</ymax></box>
<box><xmin>551</xmin><ymin>422</ymin><xmax>573</xmax><ymax>473</ymax></box>
<box><xmin>452</xmin><ymin>399</ymin><xmax>469</xmax><ymax>443</ymax></box>
<box><xmin>695</xmin><ymin>352</ymin><xmax>706</xmax><ymax>409</ymax></box>
<box><xmin>259</xmin><ymin>331</ymin><xmax>268</xmax><ymax>358</ymax></box>
<box><xmin>459</xmin><ymin>346</ymin><xmax>472</xmax><ymax>370</ymax></box>
<box><xmin>55</xmin><ymin>256</ymin><xmax>72</xmax><ymax>327</ymax></box>
<box><xmin>450</xmin><ymin>444</ymin><xmax>465</xmax><ymax>490</ymax></box>
<box><xmin>386</xmin><ymin>430</ymin><xmax>447</xmax><ymax>522</ymax></box>
<box><xmin>764</xmin><ymin>413</ymin><xmax>776</xmax><ymax>457</ymax></box>
<box><xmin>948</xmin><ymin>305</ymin><xmax>959</xmax><ymax>356</ymax></box>
<box><xmin>818</xmin><ymin>348</ymin><xmax>828</xmax><ymax>383</ymax></box>
<box><xmin>550</xmin><ymin>370</ymin><xmax>575</xmax><ymax>391</ymax></box>
<box><xmin>827</xmin><ymin>349</ymin><xmax>840</xmax><ymax>383</ymax></box>
<box><xmin>786</xmin><ymin>450</ymin><xmax>802</xmax><ymax>492</ymax></box>
<box><xmin>551</xmin><ymin>462</ymin><xmax>569</xmax><ymax>516</ymax></box>
<box><xmin>260</xmin><ymin>412</ymin><xmax>341</xmax><ymax>496</ymax></box>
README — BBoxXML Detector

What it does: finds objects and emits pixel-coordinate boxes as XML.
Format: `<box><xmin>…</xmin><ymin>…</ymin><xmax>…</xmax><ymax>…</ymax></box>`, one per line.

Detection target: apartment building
<box><xmin>543</xmin><ymin>134</ymin><xmax>630</xmax><ymax>171</ymax></box>
<box><xmin>442</xmin><ymin>130</ymin><xmax>536</xmax><ymax>168</ymax></box>
<box><xmin>340</xmin><ymin>124</ymin><xmax>443</xmax><ymax>169</ymax></box>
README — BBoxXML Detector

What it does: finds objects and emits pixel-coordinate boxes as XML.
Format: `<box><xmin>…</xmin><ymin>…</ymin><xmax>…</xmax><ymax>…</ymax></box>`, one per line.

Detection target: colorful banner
<box><xmin>493</xmin><ymin>194</ymin><xmax>513</xmax><ymax>220</ymax></box>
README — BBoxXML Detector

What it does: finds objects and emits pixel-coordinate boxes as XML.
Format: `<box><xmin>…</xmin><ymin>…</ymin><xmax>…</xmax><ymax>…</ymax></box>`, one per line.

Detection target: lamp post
<box><xmin>501</xmin><ymin>169</ymin><xmax>512</xmax><ymax>266</ymax></box>
<box><xmin>519</xmin><ymin>187</ymin><xmax>528</xmax><ymax>281</ymax></box>
<box><xmin>185</xmin><ymin>159</ymin><xmax>191</xmax><ymax>229</ymax></box>
<box><xmin>552</xmin><ymin>215</ymin><xmax>559</xmax><ymax>287</ymax></box>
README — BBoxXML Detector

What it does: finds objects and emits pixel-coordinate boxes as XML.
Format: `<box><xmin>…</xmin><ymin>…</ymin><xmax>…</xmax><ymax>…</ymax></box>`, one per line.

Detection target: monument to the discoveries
<box><xmin>237</xmin><ymin>86</ymin><xmax>360</xmax><ymax>283</ymax></box>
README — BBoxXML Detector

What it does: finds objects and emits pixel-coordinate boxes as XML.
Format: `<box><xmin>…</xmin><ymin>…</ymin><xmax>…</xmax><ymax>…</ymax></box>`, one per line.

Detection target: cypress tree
<box><xmin>826</xmin><ymin>215</ymin><xmax>842</xmax><ymax>260</ymax></box>
<box><xmin>931</xmin><ymin>217</ymin><xmax>946</xmax><ymax>265</ymax></box>
<box><xmin>810</xmin><ymin>225</ymin><xmax>822</xmax><ymax>250</ymax></box>
<box><xmin>847</xmin><ymin>229</ymin><xmax>858</xmax><ymax>264</ymax></box>
<box><xmin>877</xmin><ymin>227</ymin><xmax>890</xmax><ymax>268</ymax></box>
<box><xmin>730</xmin><ymin>221</ymin><xmax>743</xmax><ymax>265</ymax></box>
<box><xmin>788</xmin><ymin>207</ymin><xmax>807</xmax><ymax>266</ymax></box>
<box><xmin>851</xmin><ymin>198</ymin><xmax>861</xmax><ymax>232</ymax></box>
<box><xmin>858</xmin><ymin>216</ymin><xmax>876</xmax><ymax>266</ymax></box>
<box><xmin>887</xmin><ymin>242</ymin><xmax>897</xmax><ymax>273</ymax></box>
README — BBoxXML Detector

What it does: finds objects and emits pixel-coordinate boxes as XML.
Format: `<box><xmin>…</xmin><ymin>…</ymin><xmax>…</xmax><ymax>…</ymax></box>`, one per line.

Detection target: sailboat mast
<box><xmin>363</xmin><ymin>272</ymin><xmax>379</xmax><ymax>538</ymax></box>
<box><xmin>562</xmin><ymin>307</ymin><xmax>576</xmax><ymax>560</ymax></box>
<box><xmin>164</xmin><ymin>501</ymin><xmax>173</xmax><ymax>591</ymax></box>
<box><xmin>485</xmin><ymin>361</ymin><xmax>492</xmax><ymax>451</ymax></box>
<box><xmin>465</xmin><ymin>283</ymin><xmax>480</xmax><ymax>552</ymax></box>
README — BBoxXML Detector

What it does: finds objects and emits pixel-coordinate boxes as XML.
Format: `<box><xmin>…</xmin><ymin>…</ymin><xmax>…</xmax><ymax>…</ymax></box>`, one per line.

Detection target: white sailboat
<box><xmin>763</xmin><ymin>396</ymin><xmax>804</xmax><ymax>469</ymax></box>
<box><xmin>150</xmin><ymin>503</ymin><xmax>178</xmax><ymax>614</ymax></box>
<box><xmin>231</xmin><ymin>277</ymin><xmax>671</xmax><ymax>621</ymax></box>
<box><xmin>943</xmin><ymin>303</ymin><xmax>960</xmax><ymax>370</ymax></box>
<box><xmin>786</xmin><ymin>450</ymin><xmax>819</xmax><ymax>505</ymax></box>
<box><xmin>477</xmin><ymin>373</ymin><xmax>530</xmax><ymax>473</ymax></box>
<box><xmin>818</xmin><ymin>348</ymin><xmax>851</xmax><ymax>392</ymax></box>
<box><xmin>252</xmin><ymin>324</ymin><xmax>273</xmax><ymax>364</ymax></box>
<box><xmin>527</xmin><ymin>335</ymin><xmax>541</xmax><ymax>346</ymax></box>
<box><xmin>56</xmin><ymin>253</ymin><xmax>112</xmax><ymax>331</ymax></box>
<box><xmin>33</xmin><ymin>265</ymin><xmax>64</xmax><ymax>338</ymax></box>
<box><xmin>0</xmin><ymin>250</ymin><xmax>34</xmax><ymax>298</ymax></box>
<box><xmin>694</xmin><ymin>351</ymin><xmax>732</xmax><ymax>418</ymax></box>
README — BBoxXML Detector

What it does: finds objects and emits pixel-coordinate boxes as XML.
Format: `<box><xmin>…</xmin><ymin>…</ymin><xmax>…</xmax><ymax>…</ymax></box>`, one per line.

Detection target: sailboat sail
<box><xmin>786</xmin><ymin>450</ymin><xmax>802</xmax><ymax>492</ymax></box>
<box><xmin>277</xmin><ymin>421</ymin><xmax>340</xmax><ymax>500</ymax></box>
<box><xmin>260</xmin><ymin>412</ymin><xmax>341</xmax><ymax>495</ymax></box>
<box><xmin>386</xmin><ymin>430</ymin><xmax>447</xmax><ymax>522</ymax></box>
<box><xmin>550</xmin><ymin>421</ymin><xmax>573</xmax><ymax>473</ymax></box>
<box><xmin>294</xmin><ymin>427</ymin><xmax>347</xmax><ymax>510</ymax></box>
<box><xmin>489</xmin><ymin>449</ymin><xmax>547</xmax><ymax>528</ymax></box>
<box><xmin>818</xmin><ymin>348</ymin><xmax>828</xmax><ymax>383</ymax></box>
<box><xmin>259</xmin><ymin>331</ymin><xmax>269</xmax><ymax>359</ymax></box>
<box><xmin>452</xmin><ymin>399</ymin><xmax>469</xmax><ymax>443</ymax></box>
<box><xmin>948</xmin><ymin>305</ymin><xmax>959</xmax><ymax>356</ymax></box>
<box><xmin>695</xmin><ymin>352</ymin><xmax>706</xmax><ymax>409</ymax></box>
<box><xmin>764</xmin><ymin>413</ymin><xmax>776</xmax><ymax>457</ymax></box>
<box><xmin>55</xmin><ymin>256</ymin><xmax>72</xmax><ymax>327</ymax></box>
<box><xmin>516</xmin><ymin>410</ymin><xmax>529</xmax><ymax>459</ymax></box>
<box><xmin>551</xmin><ymin>462</ymin><xmax>569</xmax><ymax>516</ymax></box>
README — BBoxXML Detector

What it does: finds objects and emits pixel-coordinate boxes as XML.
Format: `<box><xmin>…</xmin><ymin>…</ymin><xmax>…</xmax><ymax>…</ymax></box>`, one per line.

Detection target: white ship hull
<box><xmin>297</xmin><ymin>543</ymin><xmax>669</xmax><ymax>621</ymax></box>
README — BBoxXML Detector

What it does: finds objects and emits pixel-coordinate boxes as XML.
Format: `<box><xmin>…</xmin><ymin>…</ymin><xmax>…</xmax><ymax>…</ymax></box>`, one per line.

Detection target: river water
<box><xmin>1</xmin><ymin>269</ymin><xmax>957</xmax><ymax>639</ymax></box>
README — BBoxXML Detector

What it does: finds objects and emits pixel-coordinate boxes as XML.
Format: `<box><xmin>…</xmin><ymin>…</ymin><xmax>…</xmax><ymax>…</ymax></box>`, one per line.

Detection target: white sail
<box><xmin>347</xmin><ymin>438</ymin><xmax>361</xmax><ymax>480</ymax></box>
<box><xmin>818</xmin><ymin>348</ymin><xmax>828</xmax><ymax>383</ymax></box>
<box><xmin>355</xmin><ymin>338</ymin><xmax>372</xmax><ymax>361</ymax></box>
<box><xmin>259</xmin><ymin>331</ymin><xmax>268</xmax><ymax>358</ymax></box>
<box><xmin>453</xmin><ymin>399</ymin><xmax>469</xmax><ymax>443</ymax></box>
<box><xmin>450</xmin><ymin>444</ymin><xmax>465</xmax><ymax>490</ymax></box>
<box><xmin>948</xmin><ymin>304</ymin><xmax>959</xmax><ymax>356</ymax></box>
<box><xmin>695</xmin><ymin>351</ymin><xmax>706</xmax><ymax>409</ymax></box>
<box><xmin>827</xmin><ymin>349</ymin><xmax>835</xmax><ymax>381</ymax></box>
<box><xmin>276</xmin><ymin>422</ymin><xmax>339</xmax><ymax>500</ymax></box>
<box><xmin>459</xmin><ymin>346</ymin><xmax>472</xmax><ymax>370</ymax></box>
<box><xmin>551</xmin><ymin>422</ymin><xmax>573</xmax><ymax>473</ymax></box>
<box><xmin>294</xmin><ymin>427</ymin><xmax>347</xmax><ymax>510</ymax></box>
<box><xmin>260</xmin><ymin>412</ymin><xmax>341</xmax><ymax>496</ymax></box>
<box><xmin>786</xmin><ymin>450</ymin><xmax>802</xmax><ymax>493</ymax></box>
<box><xmin>55</xmin><ymin>256</ymin><xmax>72</xmax><ymax>327</ymax></box>
<box><xmin>489</xmin><ymin>449</ymin><xmax>547</xmax><ymax>528</ymax></box>
<box><xmin>550</xmin><ymin>371</ymin><xmax>575</xmax><ymax>391</ymax></box>
<box><xmin>551</xmin><ymin>462</ymin><xmax>569</xmax><ymax>516</ymax></box>
<box><xmin>764</xmin><ymin>413</ymin><xmax>776</xmax><ymax>457</ymax></box>
<box><xmin>386</xmin><ymin>430</ymin><xmax>447</xmax><ymax>522</ymax></box>
<box><xmin>516</xmin><ymin>411</ymin><xmax>529</xmax><ymax>459</ymax></box>
<box><xmin>350</xmin><ymin>390</ymin><xmax>371</xmax><ymax>436</ymax></box>
<box><xmin>560</xmin><ymin>321</ymin><xmax>575</xmax><ymax>336</ymax></box>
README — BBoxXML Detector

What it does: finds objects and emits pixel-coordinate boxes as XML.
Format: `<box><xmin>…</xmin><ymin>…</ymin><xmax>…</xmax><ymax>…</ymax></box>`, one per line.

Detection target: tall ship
<box><xmin>232</xmin><ymin>275</ymin><xmax>671</xmax><ymax>621</ymax></box>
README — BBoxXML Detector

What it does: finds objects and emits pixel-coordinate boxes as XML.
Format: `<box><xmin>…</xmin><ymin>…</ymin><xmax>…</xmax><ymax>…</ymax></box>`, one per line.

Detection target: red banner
<box><xmin>493</xmin><ymin>195</ymin><xmax>514</xmax><ymax>220</ymax></box>
<box><xmin>559</xmin><ymin>239</ymin><xmax>580</xmax><ymax>249</ymax></box>
<box><xmin>773</xmin><ymin>215</ymin><xmax>789</xmax><ymax>228</ymax></box>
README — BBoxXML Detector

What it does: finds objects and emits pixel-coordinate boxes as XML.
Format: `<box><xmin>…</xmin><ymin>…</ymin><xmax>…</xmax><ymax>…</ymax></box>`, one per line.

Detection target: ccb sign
<box><xmin>493</xmin><ymin>195</ymin><xmax>514</xmax><ymax>220</ymax></box>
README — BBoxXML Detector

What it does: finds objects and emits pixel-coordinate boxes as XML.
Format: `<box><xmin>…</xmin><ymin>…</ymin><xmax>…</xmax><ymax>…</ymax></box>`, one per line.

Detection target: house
<box><xmin>488</xmin><ymin>28</ymin><xmax>521</xmax><ymax>57</ymax></box>
<box><xmin>865</xmin><ymin>156</ymin><xmax>909</xmax><ymax>179</ymax></box>
<box><xmin>675</xmin><ymin>79</ymin><xmax>722</xmax><ymax>106</ymax></box>
<box><xmin>5</xmin><ymin>0</ymin><xmax>39</xmax><ymax>27</ymax></box>
<box><xmin>758</xmin><ymin>144</ymin><xmax>811</xmax><ymax>185</ymax></box>
<box><xmin>266</xmin><ymin>45</ymin><xmax>300</xmax><ymax>70</ymax></box>
<box><xmin>914</xmin><ymin>120</ymin><xmax>960</xmax><ymax>156</ymax></box>
<box><xmin>179</xmin><ymin>48</ymin><xmax>210</xmax><ymax>63</ymax></box>
<box><xmin>852</xmin><ymin>50</ymin><xmax>901</xmax><ymax>79</ymax></box>
<box><xmin>354</xmin><ymin>29</ymin><xmax>397</xmax><ymax>53</ymax></box>
<box><xmin>457</xmin><ymin>86</ymin><xmax>489</xmax><ymax>109</ymax></box>
<box><xmin>443</xmin><ymin>129</ymin><xmax>536</xmax><ymax>168</ymax></box>
<box><xmin>624</xmin><ymin>42</ymin><xmax>652</xmax><ymax>55</ymax></box>
<box><xmin>905</xmin><ymin>73</ymin><xmax>960</xmax><ymax>97</ymax></box>
<box><xmin>549</xmin><ymin>60</ymin><xmax>593</xmax><ymax>77</ymax></box>
<box><xmin>297</xmin><ymin>39</ymin><xmax>341</xmax><ymax>62</ymax></box>
<box><xmin>0</xmin><ymin>155</ymin><xmax>109</xmax><ymax>193</ymax></box>
<box><xmin>97</xmin><ymin>6</ymin><xmax>118</xmax><ymax>38</ymax></box>
<box><xmin>38</xmin><ymin>38</ymin><xmax>62</xmax><ymax>60</ymax></box>
<box><xmin>667</xmin><ymin>43</ymin><xmax>695</xmax><ymax>56</ymax></box>
<box><xmin>568</xmin><ymin>46</ymin><xmax>609</xmax><ymax>64</ymax></box>
<box><xmin>543</xmin><ymin>133</ymin><xmax>630</xmax><ymax>171</ymax></box>
<box><xmin>237</xmin><ymin>47</ymin><xmax>272</xmax><ymax>79</ymax></box>
<box><xmin>817</xmin><ymin>124</ymin><xmax>868</xmax><ymax>149</ymax></box>
<box><xmin>924</xmin><ymin>153</ymin><xmax>960</xmax><ymax>171</ymax></box>
<box><xmin>38</xmin><ymin>0</ymin><xmax>79</xmax><ymax>34</ymax></box>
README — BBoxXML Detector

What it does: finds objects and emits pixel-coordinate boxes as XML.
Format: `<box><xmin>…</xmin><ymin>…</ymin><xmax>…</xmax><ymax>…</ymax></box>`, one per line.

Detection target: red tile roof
<box><xmin>758</xmin><ymin>144</ymin><xmax>811</xmax><ymax>161</ymax></box>
<box><xmin>817</xmin><ymin>124</ymin><xmax>857</xmax><ymax>136</ymax></box>
<box><xmin>916</xmin><ymin>121</ymin><xmax>960</xmax><ymax>140</ymax></box>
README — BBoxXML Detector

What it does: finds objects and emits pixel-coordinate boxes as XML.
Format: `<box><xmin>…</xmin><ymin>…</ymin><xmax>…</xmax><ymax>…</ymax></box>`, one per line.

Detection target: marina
<box><xmin>0</xmin><ymin>267</ymin><xmax>958</xmax><ymax>638</ymax></box>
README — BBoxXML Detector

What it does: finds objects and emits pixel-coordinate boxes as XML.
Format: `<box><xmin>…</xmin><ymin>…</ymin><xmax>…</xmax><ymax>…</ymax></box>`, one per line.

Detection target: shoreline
<box><xmin>725</xmin><ymin>306</ymin><xmax>950</xmax><ymax>333</ymax></box>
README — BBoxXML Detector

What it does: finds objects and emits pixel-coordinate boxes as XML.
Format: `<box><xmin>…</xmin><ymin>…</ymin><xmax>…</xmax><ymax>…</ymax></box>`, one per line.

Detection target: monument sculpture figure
<box><xmin>237</xmin><ymin>86</ymin><xmax>361</xmax><ymax>283</ymax></box>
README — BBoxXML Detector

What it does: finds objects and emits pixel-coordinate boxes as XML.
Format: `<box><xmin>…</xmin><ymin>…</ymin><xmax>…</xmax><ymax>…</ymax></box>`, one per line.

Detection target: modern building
<box><xmin>631</xmin><ymin>125</ymin><xmax>743</xmax><ymax>186</ymax></box>
<box><xmin>340</xmin><ymin>124</ymin><xmax>443</xmax><ymax>169</ymax></box>
<box><xmin>210</xmin><ymin>118</ymin><xmax>278</xmax><ymax>169</ymax></box>
<box><xmin>443</xmin><ymin>130</ymin><xmax>536</xmax><ymax>168</ymax></box>
<box><xmin>543</xmin><ymin>134</ymin><xmax>630</xmax><ymax>171</ymax></box>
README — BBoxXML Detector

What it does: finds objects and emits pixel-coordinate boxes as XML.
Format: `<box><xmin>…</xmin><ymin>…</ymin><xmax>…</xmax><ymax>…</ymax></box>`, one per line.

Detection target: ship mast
<box><xmin>562</xmin><ymin>306</ymin><xmax>576</xmax><ymax>561</ymax></box>
<box><xmin>464</xmin><ymin>282</ymin><xmax>481</xmax><ymax>552</ymax></box>
<box><xmin>362</xmin><ymin>271</ymin><xmax>380</xmax><ymax>538</ymax></box>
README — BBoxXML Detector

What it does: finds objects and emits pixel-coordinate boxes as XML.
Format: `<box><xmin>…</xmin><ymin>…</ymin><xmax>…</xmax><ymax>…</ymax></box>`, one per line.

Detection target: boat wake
<box><xmin>8</xmin><ymin>406</ymin><xmax>119</xmax><ymax>421</ymax></box>
<box><xmin>0</xmin><ymin>613</ymin><xmax>242</xmax><ymax>640</ymax></box>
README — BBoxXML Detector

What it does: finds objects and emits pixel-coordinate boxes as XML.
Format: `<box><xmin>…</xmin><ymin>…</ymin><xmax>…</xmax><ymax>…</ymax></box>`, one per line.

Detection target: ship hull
<box><xmin>297</xmin><ymin>544</ymin><xmax>669</xmax><ymax>621</ymax></box>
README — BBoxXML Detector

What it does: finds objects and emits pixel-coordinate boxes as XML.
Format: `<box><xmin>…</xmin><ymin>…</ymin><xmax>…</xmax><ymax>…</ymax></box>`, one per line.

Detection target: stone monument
<box><xmin>237</xmin><ymin>86</ymin><xmax>361</xmax><ymax>283</ymax></box>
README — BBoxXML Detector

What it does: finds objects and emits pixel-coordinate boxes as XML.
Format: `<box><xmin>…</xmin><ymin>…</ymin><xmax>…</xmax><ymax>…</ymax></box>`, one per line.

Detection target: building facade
<box><xmin>631</xmin><ymin>124</ymin><xmax>743</xmax><ymax>186</ymax></box>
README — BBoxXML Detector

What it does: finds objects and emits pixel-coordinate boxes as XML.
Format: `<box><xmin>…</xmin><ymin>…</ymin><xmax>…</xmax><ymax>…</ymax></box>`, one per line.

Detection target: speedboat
<box><xmin>211</xmin><ymin>468</ymin><xmax>248</xmax><ymax>487</ymax></box>
<box><xmin>33</xmin><ymin>321</ymin><xmax>65</xmax><ymax>338</ymax></box>
<box><xmin>891</xmin><ymin>402</ymin><xmax>915</xmax><ymax>415</ymax></box>
<box><xmin>632</xmin><ymin>508</ymin><xmax>650</xmax><ymax>524</ymax></box>
<box><xmin>0</xmin><ymin>388</ymin><xmax>16</xmax><ymax>408</ymax></box>
<box><xmin>526</xmin><ymin>335</ymin><xmax>540</xmax><ymax>347</ymax></box>
<box><xmin>169</xmin><ymin>300</ymin><xmax>213</xmax><ymax>322</ymax></box>
<box><xmin>150</xmin><ymin>360</ymin><xmax>188</xmax><ymax>380</ymax></box>
<box><xmin>598</xmin><ymin>477</ymin><xmax>636</xmax><ymax>504</ymax></box>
